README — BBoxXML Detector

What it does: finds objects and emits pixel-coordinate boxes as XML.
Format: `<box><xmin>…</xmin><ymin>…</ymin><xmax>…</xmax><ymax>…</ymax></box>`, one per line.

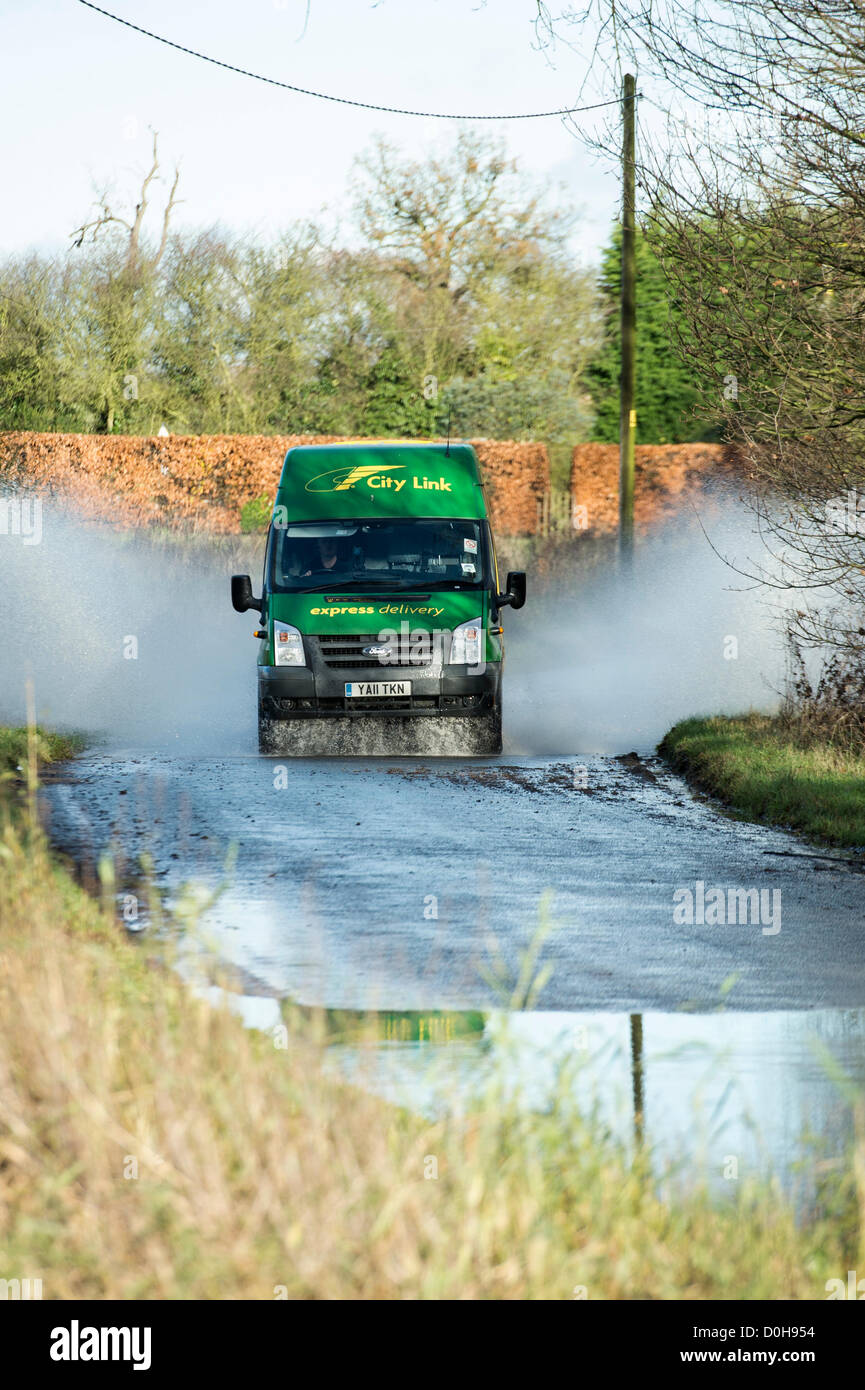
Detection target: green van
<box><xmin>231</xmin><ymin>440</ymin><xmax>526</xmax><ymax>755</ymax></box>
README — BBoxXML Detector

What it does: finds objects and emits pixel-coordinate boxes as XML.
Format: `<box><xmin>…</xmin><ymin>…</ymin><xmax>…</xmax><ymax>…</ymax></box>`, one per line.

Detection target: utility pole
<box><xmin>619</xmin><ymin>72</ymin><xmax>637</xmax><ymax>564</ymax></box>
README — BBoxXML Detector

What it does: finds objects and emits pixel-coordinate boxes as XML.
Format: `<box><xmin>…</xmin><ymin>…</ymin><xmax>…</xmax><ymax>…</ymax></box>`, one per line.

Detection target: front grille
<box><xmin>314</xmin><ymin>634</ymin><xmax>433</xmax><ymax>670</ymax></box>
<box><xmin>263</xmin><ymin>692</ymin><xmax>493</xmax><ymax>719</ymax></box>
<box><xmin>318</xmin><ymin>695</ymin><xmax>416</xmax><ymax>711</ymax></box>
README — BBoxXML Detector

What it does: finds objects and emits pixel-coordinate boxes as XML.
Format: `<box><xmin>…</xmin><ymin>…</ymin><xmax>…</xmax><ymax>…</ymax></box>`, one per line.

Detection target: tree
<box><xmin>0</xmin><ymin>129</ymin><xmax>602</xmax><ymax>446</ymax></box>
<box><xmin>586</xmin><ymin>223</ymin><xmax>720</xmax><ymax>444</ymax></box>
<box><xmin>0</xmin><ymin>256</ymin><xmax>76</xmax><ymax>430</ymax></box>
<box><xmin>69</xmin><ymin>132</ymin><xmax>180</xmax><ymax>432</ymax></box>
<box><xmin>536</xmin><ymin>0</ymin><xmax>865</xmax><ymax>666</ymax></box>
<box><xmin>349</xmin><ymin>129</ymin><xmax>600</xmax><ymax>440</ymax></box>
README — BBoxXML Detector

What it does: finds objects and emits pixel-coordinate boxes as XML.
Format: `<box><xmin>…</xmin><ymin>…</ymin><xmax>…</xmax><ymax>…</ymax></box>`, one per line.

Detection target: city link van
<box><xmin>231</xmin><ymin>440</ymin><xmax>526</xmax><ymax>755</ymax></box>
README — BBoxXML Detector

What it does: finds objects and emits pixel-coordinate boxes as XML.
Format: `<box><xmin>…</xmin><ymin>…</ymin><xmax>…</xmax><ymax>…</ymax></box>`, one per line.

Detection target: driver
<box><xmin>302</xmin><ymin>535</ymin><xmax>350</xmax><ymax>577</ymax></box>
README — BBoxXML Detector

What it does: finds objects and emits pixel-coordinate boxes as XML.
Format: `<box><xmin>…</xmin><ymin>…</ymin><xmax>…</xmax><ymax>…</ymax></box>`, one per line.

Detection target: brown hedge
<box><xmin>570</xmin><ymin>442</ymin><xmax>741</xmax><ymax>536</ymax></box>
<box><xmin>0</xmin><ymin>432</ymin><xmax>549</xmax><ymax>537</ymax></box>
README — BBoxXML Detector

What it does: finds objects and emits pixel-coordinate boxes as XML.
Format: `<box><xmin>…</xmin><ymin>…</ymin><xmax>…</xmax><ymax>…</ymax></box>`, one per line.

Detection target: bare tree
<box><xmin>71</xmin><ymin>130</ymin><xmax>182</xmax><ymax>274</ymax></box>
<box><xmin>69</xmin><ymin>132</ymin><xmax>182</xmax><ymax>431</ymax></box>
<box><xmin>535</xmin><ymin>1</ymin><xmax>865</xmax><ymax>678</ymax></box>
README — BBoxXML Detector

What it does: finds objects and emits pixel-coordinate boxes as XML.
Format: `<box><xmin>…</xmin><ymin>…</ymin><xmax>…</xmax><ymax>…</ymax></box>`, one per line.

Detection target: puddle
<box><xmin>326</xmin><ymin>1008</ymin><xmax>864</xmax><ymax>1202</ymax></box>
<box><xmin>183</xmin><ymin>977</ymin><xmax>865</xmax><ymax>1210</ymax></box>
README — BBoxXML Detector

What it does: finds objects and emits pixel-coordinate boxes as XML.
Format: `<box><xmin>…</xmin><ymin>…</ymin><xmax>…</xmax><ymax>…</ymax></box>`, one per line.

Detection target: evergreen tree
<box><xmin>587</xmin><ymin>224</ymin><xmax>720</xmax><ymax>444</ymax></box>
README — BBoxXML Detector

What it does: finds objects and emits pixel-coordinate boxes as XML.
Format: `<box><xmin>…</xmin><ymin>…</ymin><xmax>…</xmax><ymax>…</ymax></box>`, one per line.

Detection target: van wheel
<box><xmin>258</xmin><ymin>719</ymin><xmax>277</xmax><ymax>755</ymax></box>
<box><xmin>257</xmin><ymin>694</ymin><xmax>280</xmax><ymax>755</ymax></box>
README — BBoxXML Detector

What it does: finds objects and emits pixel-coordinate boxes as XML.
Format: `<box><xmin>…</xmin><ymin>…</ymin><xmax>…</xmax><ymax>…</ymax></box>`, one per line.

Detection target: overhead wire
<box><xmin>77</xmin><ymin>1</ymin><xmax>621</xmax><ymax>122</ymax></box>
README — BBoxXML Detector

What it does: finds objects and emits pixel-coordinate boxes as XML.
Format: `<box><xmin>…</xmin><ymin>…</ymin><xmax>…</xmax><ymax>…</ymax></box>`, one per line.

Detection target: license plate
<box><xmin>345</xmin><ymin>681</ymin><xmax>411</xmax><ymax>697</ymax></box>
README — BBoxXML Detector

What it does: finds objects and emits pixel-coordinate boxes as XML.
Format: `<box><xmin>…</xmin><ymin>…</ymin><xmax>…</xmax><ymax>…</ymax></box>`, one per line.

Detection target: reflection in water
<box><xmin>178</xmin><ymin>933</ymin><xmax>863</xmax><ymax>1210</ymax></box>
<box><xmin>323</xmin><ymin>1006</ymin><xmax>864</xmax><ymax>1208</ymax></box>
<box><xmin>630</xmin><ymin>1013</ymin><xmax>644</xmax><ymax>1150</ymax></box>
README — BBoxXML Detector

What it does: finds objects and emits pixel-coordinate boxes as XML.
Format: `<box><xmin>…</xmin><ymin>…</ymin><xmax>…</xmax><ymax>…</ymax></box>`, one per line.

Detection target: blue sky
<box><xmin>2</xmin><ymin>0</ymin><xmax>636</xmax><ymax>264</ymax></box>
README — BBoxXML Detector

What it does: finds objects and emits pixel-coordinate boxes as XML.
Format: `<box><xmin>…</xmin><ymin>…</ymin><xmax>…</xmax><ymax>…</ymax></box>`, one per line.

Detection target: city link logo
<box><xmin>304</xmin><ymin>464</ymin><xmax>452</xmax><ymax>494</ymax></box>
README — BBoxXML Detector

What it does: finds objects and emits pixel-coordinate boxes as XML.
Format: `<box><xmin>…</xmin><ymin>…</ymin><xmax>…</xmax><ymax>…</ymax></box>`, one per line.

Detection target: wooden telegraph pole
<box><xmin>619</xmin><ymin>73</ymin><xmax>637</xmax><ymax>564</ymax></box>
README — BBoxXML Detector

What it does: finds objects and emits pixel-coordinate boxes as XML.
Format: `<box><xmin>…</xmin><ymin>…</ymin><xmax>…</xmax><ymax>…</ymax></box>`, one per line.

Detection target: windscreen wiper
<box><xmin>363</xmin><ymin>579</ymin><xmax>481</xmax><ymax>591</ymax></box>
<box><xmin>294</xmin><ymin>579</ymin><xmax>423</xmax><ymax>593</ymax></box>
<box><xmin>340</xmin><ymin>579</ymin><xmax>431</xmax><ymax>590</ymax></box>
<box><xmin>292</xmin><ymin>578</ymin><xmax>479</xmax><ymax>594</ymax></box>
<box><xmin>293</xmin><ymin>579</ymin><xmax>367</xmax><ymax>592</ymax></box>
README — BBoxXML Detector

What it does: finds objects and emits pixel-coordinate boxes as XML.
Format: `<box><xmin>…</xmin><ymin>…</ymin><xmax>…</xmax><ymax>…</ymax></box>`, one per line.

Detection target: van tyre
<box><xmin>257</xmin><ymin>694</ymin><xmax>281</xmax><ymax>755</ymax></box>
<box><xmin>470</xmin><ymin>708</ymin><xmax>502</xmax><ymax>756</ymax></box>
<box><xmin>488</xmin><ymin>708</ymin><xmax>503</xmax><ymax>756</ymax></box>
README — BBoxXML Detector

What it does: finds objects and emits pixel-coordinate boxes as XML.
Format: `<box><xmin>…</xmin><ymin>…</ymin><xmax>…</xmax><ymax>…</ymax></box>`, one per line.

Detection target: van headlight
<box><xmin>273</xmin><ymin>621</ymin><xmax>306</xmax><ymax>666</ymax></box>
<box><xmin>449</xmin><ymin>617</ymin><xmax>484</xmax><ymax>667</ymax></box>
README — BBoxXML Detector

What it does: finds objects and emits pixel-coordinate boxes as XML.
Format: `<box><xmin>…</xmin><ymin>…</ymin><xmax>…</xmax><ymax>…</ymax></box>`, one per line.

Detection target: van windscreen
<box><xmin>269</xmin><ymin>518</ymin><xmax>486</xmax><ymax>592</ymax></box>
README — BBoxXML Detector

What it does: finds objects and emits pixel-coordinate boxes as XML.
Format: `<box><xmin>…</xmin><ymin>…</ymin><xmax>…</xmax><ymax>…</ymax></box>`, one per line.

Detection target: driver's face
<box><xmin>318</xmin><ymin>537</ymin><xmax>338</xmax><ymax>565</ymax></box>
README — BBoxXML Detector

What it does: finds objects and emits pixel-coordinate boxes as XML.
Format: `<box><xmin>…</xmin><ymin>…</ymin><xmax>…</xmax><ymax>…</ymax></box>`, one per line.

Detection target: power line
<box><xmin>77</xmin><ymin>1</ymin><xmax>621</xmax><ymax>122</ymax></box>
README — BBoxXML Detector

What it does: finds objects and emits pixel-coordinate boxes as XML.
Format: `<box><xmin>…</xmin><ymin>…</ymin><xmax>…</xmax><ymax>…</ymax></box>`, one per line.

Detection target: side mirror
<box><xmin>496</xmin><ymin>571</ymin><xmax>526</xmax><ymax>612</ymax></box>
<box><xmin>231</xmin><ymin>574</ymin><xmax>262</xmax><ymax>614</ymax></box>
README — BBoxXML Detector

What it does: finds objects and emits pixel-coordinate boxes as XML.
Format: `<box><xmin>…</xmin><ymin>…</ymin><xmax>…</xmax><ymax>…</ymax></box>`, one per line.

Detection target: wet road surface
<box><xmin>41</xmin><ymin>749</ymin><xmax>865</xmax><ymax>1013</ymax></box>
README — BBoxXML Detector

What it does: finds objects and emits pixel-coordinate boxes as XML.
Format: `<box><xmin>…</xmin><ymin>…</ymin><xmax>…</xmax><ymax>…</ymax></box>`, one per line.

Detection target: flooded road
<box><xmin>39</xmin><ymin>746</ymin><xmax>865</xmax><ymax>1198</ymax></box>
<box><xmin>42</xmin><ymin>750</ymin><xmax>865</xmax><ymax>1012</ymax></box>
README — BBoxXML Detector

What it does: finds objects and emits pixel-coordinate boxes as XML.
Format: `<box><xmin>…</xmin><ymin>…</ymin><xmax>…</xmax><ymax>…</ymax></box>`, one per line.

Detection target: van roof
<box><xmin>275</xmin><ymin>441</ymin><xmax>488</xmax><ymax>522</ymax></box>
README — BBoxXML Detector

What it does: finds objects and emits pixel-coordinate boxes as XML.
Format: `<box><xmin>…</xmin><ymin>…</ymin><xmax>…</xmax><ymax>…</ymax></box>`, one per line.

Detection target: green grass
<box><xmin>660</xmin><ymin>713</ymin><xmax>865</xmax><ymax>848</ymax></box>
<box><xmin>239</xmin><ymin>490</ymin><xmax>273</xmax><ymax>533</ymax></box>
<box><xmin>0</xmin><ymin>724</ymin><xmax>84</xmax><ymax>777</ymax></box>
<box><xmin>1</xmin><ymin>723</ymin><xmax>862</xmax><ymax>1298</ymax></box>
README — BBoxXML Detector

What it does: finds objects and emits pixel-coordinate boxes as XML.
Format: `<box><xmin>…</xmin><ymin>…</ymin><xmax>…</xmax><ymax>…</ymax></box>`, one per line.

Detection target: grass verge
<box><xmin>659</xmin><ymin>713</ymin><xmax>865</xmax><ymax>848</ymax></box>
<box><xmin>0</xmin><ymin>724</ymin><xmax>84</xmax><ymax>776</ymax></box>
<box><xmin>0</xmin><ymin>724</ymin><xmax>862</xmax><ymax>1297</ymax></box>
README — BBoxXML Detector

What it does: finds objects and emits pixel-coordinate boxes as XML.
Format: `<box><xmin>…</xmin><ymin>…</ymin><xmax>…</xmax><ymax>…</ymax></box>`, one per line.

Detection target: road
<box><xmin>41</xmin><ymin>748</ymin><xmax>865</xmax><ymax>1014</ymax></box>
